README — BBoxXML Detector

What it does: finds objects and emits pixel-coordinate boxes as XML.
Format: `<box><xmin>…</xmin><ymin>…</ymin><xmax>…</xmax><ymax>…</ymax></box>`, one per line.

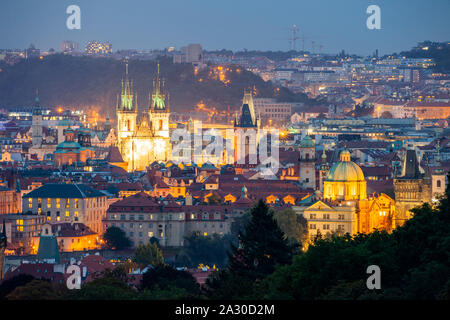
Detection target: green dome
<box><xmin>300</xmin><ymin>135</ymin><xmax>314</xmax><ymax>148</ymax></box>
<box><xmin>325</xmin><ymin>150</ymin><xmax>365</xmax><ymax>182</ymax></box>
<box><xmin>56</xmin><ymin>141</ymin><xmax>81</xmax><ymax>149</ymax></box>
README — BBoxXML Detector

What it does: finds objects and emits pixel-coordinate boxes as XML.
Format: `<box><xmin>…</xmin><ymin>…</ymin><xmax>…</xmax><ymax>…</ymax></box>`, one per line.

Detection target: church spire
<box><xmin>33</xmin><ymin>89</ymin><xmax>42</xmax><ymax>116</ymax></box>
<box><xmin>119</xmin><ymin>58</ymin><xmax>135</xmax><ymax>111</ymax></box>
<box><xmin>236</xmin><ymin>90</ymin><xmax>258</xmax><ymax>128</ymax></box>
<box><xmin>151</xmin><ymin>61</ymin><xmax>166</xmax><ymax>110</ymax></box>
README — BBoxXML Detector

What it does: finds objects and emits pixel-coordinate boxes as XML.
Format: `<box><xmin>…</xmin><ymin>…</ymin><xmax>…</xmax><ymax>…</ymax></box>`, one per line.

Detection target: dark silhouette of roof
<box><xmin>400</xmin><ymin>150</ymin><xmax>422</xmax><ymax>179</ymax></box>
<box><xmin>23</xmin><ymin>183</ymin><xmax>105</xmax><ymax>199</ymax></box>
<box><xmin>106</xmin><ymin>146</ymin><xmax>124</xmax><ymax>163</ymax></box>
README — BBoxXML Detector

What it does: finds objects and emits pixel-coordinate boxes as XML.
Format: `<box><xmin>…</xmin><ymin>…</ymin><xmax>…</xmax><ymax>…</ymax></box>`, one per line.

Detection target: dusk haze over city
<box><xmin>0</xmin><ymin>0</ymin><xmax>449</xmax><ymax>315</ymax></box>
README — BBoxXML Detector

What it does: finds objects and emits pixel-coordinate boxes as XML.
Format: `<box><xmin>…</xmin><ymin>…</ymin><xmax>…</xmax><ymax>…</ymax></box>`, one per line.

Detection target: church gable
<box><xmin>305</xmin><ymin>200</ymin><xmax>335</xmax><ymax>212</ymax></box>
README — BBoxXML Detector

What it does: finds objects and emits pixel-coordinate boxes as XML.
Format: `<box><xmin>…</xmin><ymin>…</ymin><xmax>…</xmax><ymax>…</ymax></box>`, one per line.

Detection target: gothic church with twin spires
<box><xmin>116</xmin><ymin>61</ymin><xmax>171</xmax><ymax>172</ymax></box>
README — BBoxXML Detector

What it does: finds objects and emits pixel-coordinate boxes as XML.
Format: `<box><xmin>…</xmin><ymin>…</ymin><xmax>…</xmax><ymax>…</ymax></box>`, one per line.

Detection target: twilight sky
<box><xmin>0</xmin><ymin>0</ymin><xmax>449</xmax><ymax>56</ymax></box>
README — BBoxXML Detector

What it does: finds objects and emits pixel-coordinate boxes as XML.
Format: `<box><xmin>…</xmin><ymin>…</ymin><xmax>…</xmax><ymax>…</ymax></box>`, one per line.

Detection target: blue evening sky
<box><xmin>0</xmin><ymin>0</ymin><xmax>449</xmax><ymax>55</ymax></box>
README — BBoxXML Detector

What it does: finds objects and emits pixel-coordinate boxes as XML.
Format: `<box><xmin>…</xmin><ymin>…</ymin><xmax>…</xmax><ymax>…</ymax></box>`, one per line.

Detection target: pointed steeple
<box><xmin>119</xmin><ymin>58</ymin><xmax>135</xmax><ymax>111</ymax></box>
<box><xmin>435</xmin><ymin>139</ymin><xmax>444</xmax><ymax>175</ymax></box>
<box><xmin>400</xmin><ymin>149</ymin><xmax>422</xmax><ymax>179</ymax></box>
<box><xmin>33</xmin><ymin>89</ymin><xmax>42</xmax><ymax>116</ymax></box>
<box><xmin>236</xmin><ymin>90</ymin><xmax>258</xmax><ymax>128</ymax></box>
<box><xmin>320</xmin><ymin>147</ymin><xmax>329</xmax><ymax>171</ymax></box>
<box><xmin>151</xmin><ymin>61</ymin><xmax>166</xmax><ymax>110</ymax></box>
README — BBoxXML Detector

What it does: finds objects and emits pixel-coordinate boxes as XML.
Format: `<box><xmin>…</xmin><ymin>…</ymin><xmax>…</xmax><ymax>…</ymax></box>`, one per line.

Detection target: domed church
<box><xmin>295</xmin><ymin>149</ymin><xmax>396</xmax><ymax>243</ymax></box>
<box><xmin>323</xmin><ymin>149</ymin><xmax>367</xmax><ymax>201</ymax></box>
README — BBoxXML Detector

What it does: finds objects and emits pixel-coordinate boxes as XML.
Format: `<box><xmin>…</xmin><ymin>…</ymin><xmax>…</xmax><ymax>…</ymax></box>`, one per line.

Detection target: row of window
<box><xmin>309</xmin><ymin>213</ymin><xmax>345</xmax><ymax>220</ymax></box>
<box><xmin>30</xmin><ymin>197</ymin><xmax>106</xmax><ymax>209</ymax></box>
<box><xmin>30</xmin><ymin>198</ymin><xmax>79</xmax><ymax>209</ymax></box>
<box><xmin>309</xmin><ymin>224</ymin><xmax>346</xmax><ymax>230</ymax></box>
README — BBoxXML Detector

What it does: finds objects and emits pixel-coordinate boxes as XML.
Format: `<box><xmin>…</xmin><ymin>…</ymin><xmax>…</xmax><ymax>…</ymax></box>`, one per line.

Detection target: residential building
<box><xmin>22</xmin><ymin>183</ymin><xmax>108</xmax><ymax>234</ymax></box>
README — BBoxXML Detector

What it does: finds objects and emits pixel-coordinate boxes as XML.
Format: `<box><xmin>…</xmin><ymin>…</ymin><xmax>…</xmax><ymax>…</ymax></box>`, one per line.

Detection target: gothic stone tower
<box><xmin>234</xmin><ymin>91</ymin><xmax>260</xmax><ymax>164</ymax></box>
<box><xmin>394</xmin><ymin>149</ymin><xmax>432</xmax><ymax>227</ymax></box>
<box><xmin>32</xmin><ymin>92</ymin><xmax>43</xmax><ymax>148</ymax></box>
<box><xmin>148</xmin><ymin>62</ymin><xmax>171</xmax><ymax>161</ymax></box>
<box><xmin>299</xmin><ymin>135</ymin><xmax>316</xmax><ymax>189</ymax></box>
<box><xmin>319</xmin><ymin>148</ymin><xmax>329</xmax><ymax>193</ymax></box>
<box><xmin>116</xmin><ymin>60</ymin><xmax>138</xmax><ymax>157</ymax></box>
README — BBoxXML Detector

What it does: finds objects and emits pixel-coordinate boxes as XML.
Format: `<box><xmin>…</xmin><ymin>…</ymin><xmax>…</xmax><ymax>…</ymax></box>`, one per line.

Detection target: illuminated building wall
<box><xmin>116</xmin><ymin>62</ymin><xmax>171</xmax><ymax>172</ymax></box>
<box><xmin>295</xmin><ymin>149</ymin><xmax>396</xmax><ymax>244</ymax></box>
<box><xmin>22</xmin><ymin>184</ymin><xmax>108</xmax><ymax>235</ymax></box>
<box><xmin>85</xmin><ymin>41</ymin><xmax>112</xmax><ymax>55</ymax></box>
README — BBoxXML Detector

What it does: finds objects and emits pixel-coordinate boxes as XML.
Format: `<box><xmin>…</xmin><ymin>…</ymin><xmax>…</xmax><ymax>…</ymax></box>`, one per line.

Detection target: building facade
<box><xmin>103</xmin><ymin>192</ymin><xmax>231</xmax><ymax>247</ymax></box>
<box><xmin>295</xmin><ymin>149</ymin><xmax>396</xmax><ymax>243</ymax></box>
<box><xmin>22</xmin><ymin>184</ymin><xmax>108</xmax><ymax>235</ymax></box>
<box><xmin>116</xmin><ymin>61</ymin><xmax>171</xmax><ymax>172</ymax></box>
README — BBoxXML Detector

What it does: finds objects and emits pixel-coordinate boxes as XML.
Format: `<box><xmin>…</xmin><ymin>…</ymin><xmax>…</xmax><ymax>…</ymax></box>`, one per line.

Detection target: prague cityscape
<box><xmin>0</xmin><ymin>0</ymin><xmax>449</xmax><ymax>312</ymax></box>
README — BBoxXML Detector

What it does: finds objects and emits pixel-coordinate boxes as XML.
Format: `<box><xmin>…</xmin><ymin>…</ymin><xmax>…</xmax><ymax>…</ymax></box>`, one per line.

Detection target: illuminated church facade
<box><xmin>295</xmin><ymin>149</ymin><xmax>396</xmax><ymax>242</ymax></box>
<box><xmin>116</xmin><ymin>62</ymin><xmax>171</xmax><ymax>172</ymax></box>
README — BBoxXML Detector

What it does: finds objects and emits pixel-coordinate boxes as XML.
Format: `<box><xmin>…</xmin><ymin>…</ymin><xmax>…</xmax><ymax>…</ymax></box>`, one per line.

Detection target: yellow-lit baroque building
<box><xmin>294</xmin><ymin>150</ymin><xmax>395</xmax><ymax>243</ymax></box>
<box><xmin>117</xmin><ymin>61</ymin><xmax>171</xmax><ymax>172</ymax></box>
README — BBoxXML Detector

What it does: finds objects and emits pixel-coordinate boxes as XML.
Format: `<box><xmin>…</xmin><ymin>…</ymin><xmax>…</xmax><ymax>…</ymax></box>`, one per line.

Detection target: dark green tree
<box><xmin>6</xmin><ymin>279</ymin><xmax>58</xmax><ymax>300</ymax></box>
<box><xmin>75</xmin><ymin>276</ymin><xmax>137</xmax><ymax>300</ymax></box>
<box><xmin>140</xmin><ymin>264</ymin><xmax>200</xmax><ymax>298</ymax></box>
<box><xmin>133</xmin><ymin>242</ymin><xmax>165</xmax><ymax>268</ymax></box>
<box><xmin>103</xmin><ymin>226</ymin><xmax>132</xmax><ymax>250</ymax></box>
<box><xmin>204</xmin><ymin>200</ymin><xmax>293</xmax><ymax>298</ymax></box>
<box><xmin>257</xmin><ymin>173</ymin><xmax>450</xmax><ymax>300</ymax></box>
<box><xmin>182</xmin><ymin>232</ymin><xmax>233</xmax><ymax>267</ymax></box>
<box><xmin>273</xmin><ymin>208</ymin><xmax>308</xmax><ymax>248</ymax></box>
<box><xmin>0</xmin><ymin>274</ymin><xmax>35</xmax><ymax>300</ymax></box>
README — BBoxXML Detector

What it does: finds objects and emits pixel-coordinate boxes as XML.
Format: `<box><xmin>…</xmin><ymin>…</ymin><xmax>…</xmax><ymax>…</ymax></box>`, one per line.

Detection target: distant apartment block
<box><xmin>173</xmin><ymin>44</ymin><xmax>204</xmax><ymax>69</ymax></box>
<box><xmin>24</xmin><ymin>44</ymin><xmax>40</xmax><ymax>59</ymax></box>
<box><xmin>85</xmin><ymin>41</ymin><xmax>112</xmax><ymax>55</ymax></box>
<box><xmin>60</xmin><ymin>41</ymin><xmax>78</xmax><ymax>53</ymax></box>
<box><xmin>22</xmin><ymin>184</ymin><xmax>108</xmax><ymax>235</ymax></box>
<box><xmin>253</xmin><ymin>98</ymin><xmax>297</xmax><ymax>125</ymax></box>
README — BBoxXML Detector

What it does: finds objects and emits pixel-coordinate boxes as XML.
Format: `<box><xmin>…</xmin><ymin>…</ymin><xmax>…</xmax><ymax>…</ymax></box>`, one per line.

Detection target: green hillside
<box><xmin>0</xmin><ymin>54</ymin><xmax>313</xmax><ymax>117</ymax></box>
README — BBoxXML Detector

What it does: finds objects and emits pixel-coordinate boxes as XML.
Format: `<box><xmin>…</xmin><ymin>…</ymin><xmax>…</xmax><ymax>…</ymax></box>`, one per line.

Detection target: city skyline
<box><xmin>0</xmin><ymin>0</ymin><xmax>449</xmax><ymax>55</ymax></box>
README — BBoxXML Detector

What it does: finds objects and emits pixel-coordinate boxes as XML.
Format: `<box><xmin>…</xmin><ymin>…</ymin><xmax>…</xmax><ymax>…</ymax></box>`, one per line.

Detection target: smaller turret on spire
<box><xmin>33</xmin><ymin>89</ymin><xmax>42</xmax><ymax>116</ymax></box>
<box><xmin>119</xmin><ymin>58</ymin><xmax>135</xmax><ymax>111</ymax></box>
<box><xmin>150</xmin><ymin>61</ymin><xmax>167</xmax><ymax>110</ymax></box>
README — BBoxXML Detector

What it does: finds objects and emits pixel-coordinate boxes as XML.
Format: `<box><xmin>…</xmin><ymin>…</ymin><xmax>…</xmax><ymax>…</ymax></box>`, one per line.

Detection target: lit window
<box><xmin>66</xmin><ymin>211</ymin><xmax>70</xmax><ymax>217</ymax></box>
<box><xmin>47</xmin><ymin>198</ymin><xmax>51</xmax><ymax>208</ymax></box>
<box><xmin>56</xmin><ymin>198</ymin><xmax>60</xmax><ymax>208</ymax></box>
<box><xmin>74</xmin><ymin>199</ymin><xmax>79</xmax><ymax>209</ymax></box>
<box><xmin>28</xmin><ymin>198</ymin><xmax>32</xmax><ymax>208</ymax></box>
<box><xmin>148</xmin><ymin>231</ymin><xmax>154</xmax><ymax>237</ymax></box>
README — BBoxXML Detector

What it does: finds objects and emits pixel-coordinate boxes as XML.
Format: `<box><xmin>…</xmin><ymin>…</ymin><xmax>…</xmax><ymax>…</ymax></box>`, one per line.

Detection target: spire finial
<box><xmin>35</xmin><ymin>89</ymin><xmax>39</xmax><ymax>105</ymax></box>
